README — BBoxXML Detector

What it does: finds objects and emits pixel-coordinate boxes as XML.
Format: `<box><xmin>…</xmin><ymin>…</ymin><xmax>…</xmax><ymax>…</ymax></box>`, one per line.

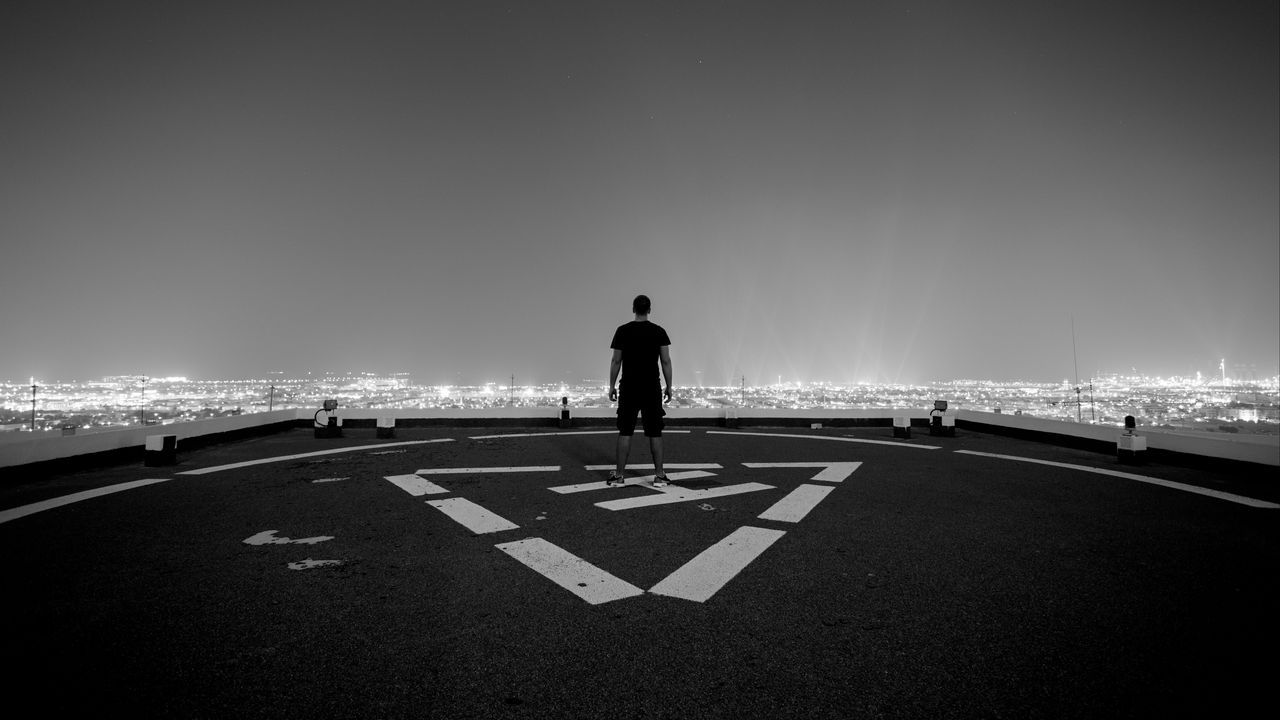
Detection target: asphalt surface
<box><xmin>2</xmin><ymin>426</ymin><xmax>1278</xmax><ymax>719</ymax></box>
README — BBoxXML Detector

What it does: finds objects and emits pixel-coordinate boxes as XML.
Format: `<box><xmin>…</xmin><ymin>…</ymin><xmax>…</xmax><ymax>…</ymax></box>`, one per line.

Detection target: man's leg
<box><xmin>648</xmin><ymin>436</ymin><xmax>664</xmax><ymax>477</ymax></box>
<box><xmin>615</xmin><ymin>434</ymin><xmax>632</xmax><ymax>474</ymax></box>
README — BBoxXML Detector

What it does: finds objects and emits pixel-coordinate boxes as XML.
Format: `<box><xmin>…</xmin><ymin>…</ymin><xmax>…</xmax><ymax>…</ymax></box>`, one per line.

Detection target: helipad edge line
<box><xmin>954</xmin><ymin>450</ymin><xmax>1280</xmax><ymax>509</ymax></box>
<box><xmin>0</xmin><ymin>479</ymin><xmax>170</xmax><ymax>525</ymax></box>
<box><xmin>416</xmin><ymin>466</ymin><xmax>560</xmax><ymax>475</ymax></box>
<box><xmin>176</xmin><ymin>438</ymin><xmax>455</xmax><ymax>475</ymax></box>
<box><xmin>469</xmin><ymin>430</ymin><xmax>691</xmax><ymax>440</ymax></box>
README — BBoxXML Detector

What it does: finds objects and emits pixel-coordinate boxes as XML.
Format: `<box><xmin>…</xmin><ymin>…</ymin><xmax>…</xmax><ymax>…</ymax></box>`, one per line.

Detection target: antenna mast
<box><xmin>1071</xmin><ymin>317</ymin><xmax>1082</xmax><ymax>423</ymax></box>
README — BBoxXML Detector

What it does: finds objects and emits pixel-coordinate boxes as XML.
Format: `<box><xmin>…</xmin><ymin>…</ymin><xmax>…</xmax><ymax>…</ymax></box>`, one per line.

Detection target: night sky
<box><xmin>2</xmin><ymin>1</ymin><xmax>1276</xmax><ymax>386</ymax></box>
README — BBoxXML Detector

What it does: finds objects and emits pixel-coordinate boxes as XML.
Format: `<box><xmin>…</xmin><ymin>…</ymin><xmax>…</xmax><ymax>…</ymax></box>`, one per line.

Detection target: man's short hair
<box><xmin>632</xmin><ymin>294</ymin><xmax>651</xmax><ymax>315</ymax></box>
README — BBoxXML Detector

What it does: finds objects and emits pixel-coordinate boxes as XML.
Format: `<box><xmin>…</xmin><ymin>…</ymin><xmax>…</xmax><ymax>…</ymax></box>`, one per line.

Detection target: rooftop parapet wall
<box><xmin>1</xmin><ymin>407</ymin><xmax>1275</xmax><ymax>472</ymax></box>
<box><xmin>0</xmin><ymin>410</ymin><xmax>296</xmax><ymax>470</ymax></box>
<box><xmin>313</xmin><ymin>406</ymin><xmax>930</xmax><ymax>427</ymax></box>
<box><xmin>957</xmin><ymin>409</ymin><xmax>1279</xmax><ymax>467</ymax></box>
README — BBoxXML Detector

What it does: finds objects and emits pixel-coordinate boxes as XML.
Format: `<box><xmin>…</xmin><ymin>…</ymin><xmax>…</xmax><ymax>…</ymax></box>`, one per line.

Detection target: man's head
<box><xmin>632</xmin><ymin>294</ymin><xmax>651</xmax><ymax>316</ymax></box>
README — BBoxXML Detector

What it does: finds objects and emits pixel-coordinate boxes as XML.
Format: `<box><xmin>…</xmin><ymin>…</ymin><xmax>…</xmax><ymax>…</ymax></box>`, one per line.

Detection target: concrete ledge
<box><xmin>957</xmin><ymin>410</ymin><xmax>1278</xmax><ymax>468</ymax></box>
<box><xmin>310</xmin><ymin>407</ymin><xmax>936</xmax><ymax>429</ymax></box>
<box><xmin>0</xmin><ymin>410</ymin><xmax>297</xmax><ymax>474</ymax></box>
<box><xmin>2</xmin><ymin>406</ymin><xmax>1273</xmax><ymax>474</ymax></box>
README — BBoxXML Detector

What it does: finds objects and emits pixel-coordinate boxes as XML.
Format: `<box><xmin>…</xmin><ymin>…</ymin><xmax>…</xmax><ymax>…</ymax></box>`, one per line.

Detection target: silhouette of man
<box><xmin>607</xmin><ymin>294</ymin><xmax>673</xmax><ymax>486</ymax></box>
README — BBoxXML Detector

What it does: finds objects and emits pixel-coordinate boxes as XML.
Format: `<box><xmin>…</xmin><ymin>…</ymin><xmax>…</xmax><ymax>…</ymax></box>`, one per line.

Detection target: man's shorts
<box><xmin>617</xmin><ymin>392</ymin><xmax>665</xmax><ymax>437</ymax></box>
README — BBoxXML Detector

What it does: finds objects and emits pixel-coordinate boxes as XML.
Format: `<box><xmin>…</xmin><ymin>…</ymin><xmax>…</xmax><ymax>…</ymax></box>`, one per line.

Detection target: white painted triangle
<box><xmin>649</xmin><ymin>526</ymin><xmax>786</xmax><ymax>602</ymax></box>
<box><xmin>757</xmin><ymin>484</ymin><xmax>835</xmax><ymax>523</ymax></box>
<box><xmin>595</xmin><ymin>482</ymin><xmax>776</xmax><ymax>511</ymax></box>
<box><xmin>743</xmin><ymin>461</ymin><xmax>862</xmax><ymax>483</ymax></box>
<box><xmin>416</xmin><ymin>466</ymin><xmax>561</xmax><ymax>475</ymax></box>
<box><xmin>583</xmin><ymin>463</ymin><xmax>724</xmax><ymax>471</ymax></box>
<box><xmin>496</xmin><ymin>537</ymin><xmax>645</xmax><ymax>605</ymax></box>
<box><xmin>384</xmin><ymin>474</ymin><xmax>450</xmax><ymax>496</ymax></box>
<box><xmin>548</xmin><ymin>470</ymin><xmax>716</xmax><ymax>494</ymax></box>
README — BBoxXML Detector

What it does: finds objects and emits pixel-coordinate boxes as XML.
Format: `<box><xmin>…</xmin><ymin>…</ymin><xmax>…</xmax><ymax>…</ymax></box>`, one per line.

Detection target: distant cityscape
<box><xmin>2</xmin><ymin>371</ymin><xmax>1277</xmax><ymax>437</ymax></box>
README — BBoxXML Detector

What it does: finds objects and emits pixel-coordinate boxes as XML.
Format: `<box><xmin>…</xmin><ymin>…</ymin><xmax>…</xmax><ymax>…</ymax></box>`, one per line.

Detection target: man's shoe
<box><xmin>652</xmin><ymin>474</ymin><xmax>670</xmax><ymax>487</ymax></box>
<box><xmin>606</xmin><ymin>472</ymin><xmax>626</xmax><ymax>486</ymax></box>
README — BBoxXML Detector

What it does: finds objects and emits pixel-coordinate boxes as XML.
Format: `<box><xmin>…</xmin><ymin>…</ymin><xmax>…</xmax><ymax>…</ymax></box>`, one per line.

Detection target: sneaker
<box><xmin>652</xmin><ymin>474</ymin><xmax>670</xmax><ymax>487</ymax></box>
<box><xmin>606</xmin><ymin>472</ymin><xmax>625</xmax><ymax>486</ymax></box>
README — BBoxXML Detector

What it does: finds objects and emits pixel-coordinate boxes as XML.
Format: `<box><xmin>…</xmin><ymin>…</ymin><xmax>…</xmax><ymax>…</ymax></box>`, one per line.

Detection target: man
<box><xmin>607</xmin><ymin>294</ymin><xmax>673</xmax><ymax>486</ymax></box>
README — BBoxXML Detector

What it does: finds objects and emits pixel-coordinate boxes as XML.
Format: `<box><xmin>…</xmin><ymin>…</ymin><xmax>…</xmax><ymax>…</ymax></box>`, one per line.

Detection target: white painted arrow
<box><xmin>742</xmin><ymin>461</ymin><xmax>862</xmax><ymax>483</ymax></box>
<box><xmin>243</xmin><ymin>530</ymin><xmax>334</xmax><ymax>546</ymax></box>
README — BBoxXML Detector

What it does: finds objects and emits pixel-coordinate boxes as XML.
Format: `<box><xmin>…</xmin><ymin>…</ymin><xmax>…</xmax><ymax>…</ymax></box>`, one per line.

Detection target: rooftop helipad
<box><xmin>2</xmin><ymin>424</ymin><xmax>1277</xmax><ymax>719</ymax></box>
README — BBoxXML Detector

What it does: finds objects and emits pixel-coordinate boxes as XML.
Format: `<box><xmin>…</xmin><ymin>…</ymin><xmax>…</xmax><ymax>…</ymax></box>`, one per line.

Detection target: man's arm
<box><xmin>659</xmin><ymin>345</ymin><xmax>673</xmax><ymax>402</ymax></box>
<box><xmin>608</xmin><ymin>349</ymin><xmax>623</xmax><ymax>401</ymax></box>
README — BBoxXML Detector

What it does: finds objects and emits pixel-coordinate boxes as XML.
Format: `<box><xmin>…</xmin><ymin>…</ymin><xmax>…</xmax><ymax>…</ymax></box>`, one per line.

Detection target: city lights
<box><xmin>0</xmin><ymin>372</ymin><xmax>1276</xmax><ymax>435</ymax></box>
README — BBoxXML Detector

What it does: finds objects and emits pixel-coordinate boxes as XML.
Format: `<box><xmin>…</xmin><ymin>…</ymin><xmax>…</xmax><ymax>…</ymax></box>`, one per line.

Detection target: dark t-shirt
<box><xmin>610</xmin><ymin>320</ymin><xmax>671</xmax><ymax>393</ymax></box>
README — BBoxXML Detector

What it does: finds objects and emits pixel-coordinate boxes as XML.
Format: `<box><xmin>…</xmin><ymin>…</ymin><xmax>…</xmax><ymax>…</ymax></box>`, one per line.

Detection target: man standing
<box><xmin>607</xmin><ymin>294</ymin><xmax>673</xmax><ymax>486</ymax></box>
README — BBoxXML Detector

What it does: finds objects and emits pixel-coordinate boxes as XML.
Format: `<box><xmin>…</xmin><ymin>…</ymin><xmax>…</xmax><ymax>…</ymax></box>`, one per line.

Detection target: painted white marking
<box><xmin>0</xmin><ymin>479</ymin><xmax>170</xmax><ymax>525</ymax></box>
<box><xmin>743</xmin><ymin>461</ymin><xmax>863</xmax><ymax>483</ymax></box>
<box><xmin>582</xmin><ymin>463</ymin><xmax>723</xmax><ymax>471</ymax></box>
<box><xmin>709</xmin><ymin>430</ymin><xmax>940</xmax><ymax>450</ymax></box>
<box><xmin>595</xmin><ymin>483</ymin><xmax>776</xmax><ymax>511</ymax></box>
<box><xmin>757</xmin><ymin>484</ymin><xmax>835</xmax><ymax>523</ymax></box>
<box><xmin>496</xmin><ymin>537</ymin><xmax>645</xmax><ymax>605</ymax></box>
<box><xmin>416</xmin><ymin>466</ymin><xmax>560</xmax><ymax>475</ymax></box>
<box><xmin>649</xmin><ymin>526</ymin><xmax>786</xmax><ymax>602</ymax></box>
<box><xmin>470</xmin><ymin>430</ymin><xmax>692</xmax><ymax>440</ymax></box>
<box><xmin>176</xmin><ymin>438</ymin><xmax>455</xmax><ymax>475</ymax></box>
<box><xmin>954</xmin><ymin>450</ymin><xmax>1280</xmax><ymax>509</ymax></box>
<box><xmin>427</xmin><ymin>497</ymin><xmax>521</xmax><ymax>534</ymax></box>
<box><xmin>288</xmin><ymin>559</ymin><xmax>343</xmax><ymax>570</ymax></box>
<box><xmin>470</xmin><ymin>431</ymin><xmax>618</xmax><ymax>439</ymax></box>
<box><xmin>311</xmin><ymin>477</ymin><xmax>349</xmax><ymax>484</ymax></box>
<box><xmin>384</xmin><ymin>474</ymin><xmax>450</xmax><ymax>496</ymax></box>
<box><xmin>243</xmin><ymin>530</ymin><xmax>335</xmax><ymax>545</ymax></box>
<box><xmin>548</xmin><ymin>470</ymin><xmax>717</xmax><ymax>494</ymax></box>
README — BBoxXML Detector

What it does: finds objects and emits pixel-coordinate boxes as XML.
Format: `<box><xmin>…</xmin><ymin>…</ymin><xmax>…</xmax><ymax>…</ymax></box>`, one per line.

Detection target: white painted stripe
<box><xmin>708</xmin><ymin>430</ymin><xmax>941</xmax><ymax>450</ymax></box>
<box><xmin>416</xmin><ymin>466</ymin><xmax>560</xmax><ymax>475</ymax></box>
<box><xmin>243</xmin><ymin>530</ymin><xmax>334</xmax><ymax>545</ymax></box>
<box><xmin>384</xmin><ymin>474</ymin><xmax>451</xmax><ymax>496</ymax></box>
<box><xmin>496</xmin><ymin>537</ymin><xmax>645</xmax><ymax>605</ymax></box>
<box><xmin>743</xmin><ymin>461</ymin><xmax>863</xmax><ymax>483</ymax></box>
<box><xmin>757</xmin><ymin>484</ymin><xmax>835</xmax><ymax>523</ymax></box>
<box><xmin>177</xmin><ymin>438</ymin><xmax>455</xmax><ymax>475</ymax></box>
<box><xmin>288</xmin><ymin>559</ymin><xmax>343</xmax><ymax>570</ymax></box>
<box><xmin>595</xmin><ymin>483</ymin><xmax>775</xmax><ymax>511</ymax></box>
<box><xmin>0</xmin><ymin>479</ymin><xmax>171</xmax><ymax>525</ymax></box>
<box><xmin>469</xmin><ymin>430</ymin><xmax>617</xmax><ymax>439</ymax></box>
<box><xmin>469</xmin><ymin>430</ymin><xmax>691</xmax><ymax>439</ymax></box>
<box><xmin>954</xmin><ymin>450</ymin><xmax>1280</xmax><ymax>509</ymax></box>
<box><xmin>549</xmin><ymin>470</ymin><xmax>717</xmax><ymax>494</ymax></box>
<box><xmin>426</xmin><ymin>497</ymin><xmax>521</xmax><ymax>534</ymax></box>
<box><xmin>649</xmin><ymin>526</ymin><xmax>786</xmax><ymax>602</ymax></box>
<box><xmin>582</xmin><ymin>463</ymin><xmax>723</xmax><ymax>471</ymax></box>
